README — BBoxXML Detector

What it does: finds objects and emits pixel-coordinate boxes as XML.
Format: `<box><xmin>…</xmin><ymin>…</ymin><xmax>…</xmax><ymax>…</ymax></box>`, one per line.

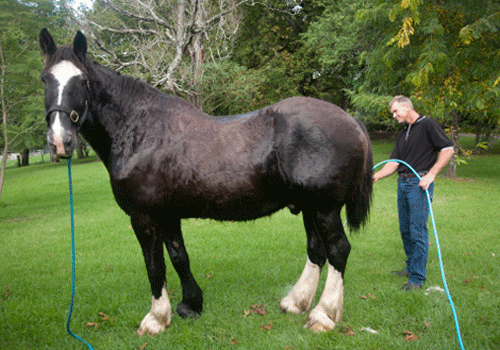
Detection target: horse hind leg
<box><xmin>131</xmin><ymin>213</ymin><xmax>172</xmax><ymax>336</ymax></box>
<box><xmin>280</xmin><ymin>212</ymin><xmax>326</xmax><ymax>314</ymax></box>
<box><xmin>303</xmin><ymin>208</ymin><xmax>350</xmax><ymax>332</ymax></box>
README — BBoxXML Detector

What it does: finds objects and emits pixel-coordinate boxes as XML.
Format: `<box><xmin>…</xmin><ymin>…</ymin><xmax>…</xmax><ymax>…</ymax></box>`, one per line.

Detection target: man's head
<box><xmin>389</xmin><ymin>95</ymin><xmax>418</xmax><ymax>124</ymax></box>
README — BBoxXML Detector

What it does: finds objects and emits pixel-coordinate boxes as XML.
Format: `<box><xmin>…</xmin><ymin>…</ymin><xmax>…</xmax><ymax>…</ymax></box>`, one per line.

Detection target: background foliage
<box><xmin>1</xmin><ymin>0</ymin><xmax>499</xmax><ymax>153</ymax></box>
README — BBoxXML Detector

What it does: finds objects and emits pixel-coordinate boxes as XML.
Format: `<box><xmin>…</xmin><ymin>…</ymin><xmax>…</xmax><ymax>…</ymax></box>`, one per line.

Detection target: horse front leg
<box><xmin>303</xmin><ymin>208</ymin><xmax>350</xmax><ymax>332</ymax></box>
<box><xmin>280</xmin><ymin>213</ymin><xmax>326</xmax><ymax>314</ymax></box>
<box><xmin>164</xmin><ymin>219</ymin><xmax>203</xmax><ymax>318</ymax></box>
<box><xmin>132</xmin><ymin>213</ymin><xmax>172</xmax><ymax>336</ymax></box>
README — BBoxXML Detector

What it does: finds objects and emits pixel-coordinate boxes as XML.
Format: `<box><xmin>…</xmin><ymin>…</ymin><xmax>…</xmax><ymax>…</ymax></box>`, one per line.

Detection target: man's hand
<box><xmin>419</xmin><ymin>147</ymin><xmax>454</xmax><ymax>191</ymax></box>
<box><xmin>419</xmin><ymin>173</ymin><xmax>436</xmax><ymax>191</ymax></box>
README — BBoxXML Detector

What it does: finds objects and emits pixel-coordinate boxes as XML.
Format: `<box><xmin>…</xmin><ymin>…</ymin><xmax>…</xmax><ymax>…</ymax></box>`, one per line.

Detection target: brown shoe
<box><xmin>391</xmin><ymin>269</ymin><xmax>409</xmax><ymax>277</ymax></box>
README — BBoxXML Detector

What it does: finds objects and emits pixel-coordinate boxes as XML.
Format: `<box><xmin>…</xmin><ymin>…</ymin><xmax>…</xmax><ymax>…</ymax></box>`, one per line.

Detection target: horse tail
<box><xmin>345</xmin><ymin>120</ymin><xmax>373</xmax><ymax>231</ymax></box>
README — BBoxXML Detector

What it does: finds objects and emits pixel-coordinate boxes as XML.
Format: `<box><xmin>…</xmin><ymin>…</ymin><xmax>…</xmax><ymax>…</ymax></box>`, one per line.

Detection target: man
<box><xmin>373</xmin><ymin>95</ymin><xmax>454</xmax><ymax>291</ymax></box>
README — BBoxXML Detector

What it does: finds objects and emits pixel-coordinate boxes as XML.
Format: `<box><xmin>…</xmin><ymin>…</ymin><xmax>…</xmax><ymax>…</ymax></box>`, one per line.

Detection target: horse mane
<box><xmin>84</xmin><ymin>58</ymin><xmax>202</xmax><ymax>126</ymax></box>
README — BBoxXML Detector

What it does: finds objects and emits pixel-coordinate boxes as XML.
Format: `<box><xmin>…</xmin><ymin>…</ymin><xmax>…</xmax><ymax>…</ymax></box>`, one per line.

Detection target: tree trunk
<box><xmin>0</xmin><ymin>41</ymin><xmax>7</xmax><ymax>201</ymax></box>
<box><xmin>443</xmin><ymin>110</ymin><xmax>459</xmax><ymax>178</ymax></box>
<box><xmin>76</xmin><ymin>138</ymin><xmax>85</xmax><ymax>159</ymax></box>
<box><xmin>0</xmin><ymin>144</ymin><xmax>7</xmax><ymax>201</ymax></box>
<box><xmin>20</xmin><ymin>149</ymin><xmax>29</xmax><ymax>166</ymax></box>
<box><xmin>187</xmin><ymin>2</ymin><xmax>206</xmax><ymax>110</ymax></box>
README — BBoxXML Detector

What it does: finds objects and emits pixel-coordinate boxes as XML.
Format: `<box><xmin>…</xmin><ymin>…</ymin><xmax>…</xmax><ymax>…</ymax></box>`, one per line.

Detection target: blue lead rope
<box><xmin>373</xmin><ymin>159</ymin><xmax>465</xmax><ymax>350</ymax></box>
<box><xmin>66</xmin><ymin>159</ymin><xmax>95</xmax><ymax>350</ymax></box>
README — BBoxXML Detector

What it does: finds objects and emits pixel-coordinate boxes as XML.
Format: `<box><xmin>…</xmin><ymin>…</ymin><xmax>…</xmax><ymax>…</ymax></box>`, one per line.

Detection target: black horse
<box><xmin>39</xmin><ymin>29</ymin><xmax>373</xmax><ymax>335</ymax></box>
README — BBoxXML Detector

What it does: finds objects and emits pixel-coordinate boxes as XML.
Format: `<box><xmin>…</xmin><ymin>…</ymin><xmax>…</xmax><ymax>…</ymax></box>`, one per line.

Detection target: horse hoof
<box><xmin>304</xmin><ymin>310</ymin><xmax>336</xmax><ymax>332</ymax></box>
<box><xmin>279</xmin><ymin>297</ymin><xmax>305</xmax><ymax>314</ymax></box>
<box><xmin>137</xmin><ymin>312</ymin><xmax>169</xmax><ymax>336</ymax></box>
<box><xmin>177</xmin><ymin>302</ymin><xmax>201</xmax><ymax>319</ymax></box>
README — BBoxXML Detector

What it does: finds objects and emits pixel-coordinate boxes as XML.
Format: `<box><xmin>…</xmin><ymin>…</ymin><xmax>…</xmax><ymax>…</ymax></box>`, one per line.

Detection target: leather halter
<box><xmin>46</xmin><ymin>81</ymin><xmax>91</xmax><ymax>126</ymax></box>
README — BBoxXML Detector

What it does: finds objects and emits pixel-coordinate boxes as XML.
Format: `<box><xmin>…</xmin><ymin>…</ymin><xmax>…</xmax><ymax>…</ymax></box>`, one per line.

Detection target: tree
<box><xmin>373</xmin><ymin>0</ymin><xmax>499</xmax><ymax>175</ymax></box>
<box><xmin>1</xmin><ymin>0</ymin><xmax>63</xmax><ymax>200</ymax></box>
<box><xmin>229</xmin><ymin>0</ymin><xmax>332</xmax><ymax>110</ymax></box>
<box><xmin>302</xmin><ymin>0</ymin><xmax>395</xmax><ymax>120</ymax></box>
<box><xmin>304</xmin><ymin>0</ymin><xmax>500</xmax><ymax>177</ymax></box>
<box><xmin>76</xmin><ymin>0</ymin><xmax>249</xmax><ymax>108</ymax></box>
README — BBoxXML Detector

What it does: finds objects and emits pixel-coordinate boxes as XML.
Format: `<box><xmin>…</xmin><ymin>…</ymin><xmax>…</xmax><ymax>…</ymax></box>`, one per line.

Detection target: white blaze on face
<box><xmin>49</xmin><ymin>61</ymin><xmax>83</xmax><ymax>155</ymax></box>
<box><xmin>51</xmin><ymin>60</ymin><xmax>84</xmax><ymax>105</ymax></box>
<box><xmin>51</xmin><ymin>113</ymin><xmax>66</xmax><ymax>155</ymax></box>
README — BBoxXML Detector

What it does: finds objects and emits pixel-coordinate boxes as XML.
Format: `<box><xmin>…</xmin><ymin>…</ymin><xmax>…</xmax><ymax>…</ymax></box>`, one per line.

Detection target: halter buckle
<box><xmin>70</xmin><ymin>110</ymin><xmax>80</xmax><ymax>123</ymax></box>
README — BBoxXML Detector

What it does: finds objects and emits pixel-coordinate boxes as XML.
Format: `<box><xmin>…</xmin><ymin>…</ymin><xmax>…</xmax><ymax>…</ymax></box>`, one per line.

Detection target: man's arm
<box><xmin>373</xmin><ymin>162</ymin><xmax>399</xmax><ymax>184</ymax></box>
<box><xmin>419</xmin><ymin>147</ymin><xmax>455</xmax><ymax>190</ymax></box>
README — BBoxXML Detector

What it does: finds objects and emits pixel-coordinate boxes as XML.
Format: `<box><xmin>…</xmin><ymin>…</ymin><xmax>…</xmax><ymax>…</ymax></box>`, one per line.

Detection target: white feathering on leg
<box><xmin>280</xmin><ymin>258</ymin><xmax>321</xmax><ymax>314</ymax></box>
<box><xmin>305</xmin><ymin>264</ymin><xmax>343</xmax><ymax>332</ymax></box>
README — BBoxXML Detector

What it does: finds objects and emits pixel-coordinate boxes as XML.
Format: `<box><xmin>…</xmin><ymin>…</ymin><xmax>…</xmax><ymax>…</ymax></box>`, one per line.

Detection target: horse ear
<box><xmin>73</xmin><ymin>31</ymin><xmax>87</xmax><ymax>62</ymax></box>
<box><xmin>39</xmin><ymin>28</ymin><xmax>57</xmax><ymax>58</ymax></box>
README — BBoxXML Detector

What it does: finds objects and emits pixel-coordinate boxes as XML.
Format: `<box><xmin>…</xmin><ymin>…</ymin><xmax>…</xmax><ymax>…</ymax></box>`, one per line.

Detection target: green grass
<box><xmin>1</xmin><ymin>139</ymin><xmax>499</xmax><ymax>349</ymax></box>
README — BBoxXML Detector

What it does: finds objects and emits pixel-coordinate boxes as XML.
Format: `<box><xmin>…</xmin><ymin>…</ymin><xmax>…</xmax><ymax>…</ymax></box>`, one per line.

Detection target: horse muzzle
<box><xmin>47</xmin><ymin>128</ymin><xmax>76</xmax><ymax>159</ymax></box>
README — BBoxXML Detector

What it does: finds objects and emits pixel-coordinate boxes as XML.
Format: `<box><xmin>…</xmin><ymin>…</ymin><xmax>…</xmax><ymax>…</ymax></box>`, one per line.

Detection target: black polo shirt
<box><xmin>390</xmin><ymin>115</ymin><xmax>453</xmax><ymax>174</ymax></box>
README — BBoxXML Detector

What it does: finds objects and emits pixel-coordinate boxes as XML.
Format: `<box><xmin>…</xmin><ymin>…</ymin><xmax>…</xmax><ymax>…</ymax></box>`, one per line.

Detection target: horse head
<box><xmin>39</xmin><ymin>28</ymin><xmax>91</xmax><ymax>159</ymax></box>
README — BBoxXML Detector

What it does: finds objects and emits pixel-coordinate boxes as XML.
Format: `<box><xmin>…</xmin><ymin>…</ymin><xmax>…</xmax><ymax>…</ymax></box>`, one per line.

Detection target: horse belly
<box><xmin>183</xmin><ymin>174</ymin><xmax>287</xmax><ymax>221</ymax></box>
<box><xmin>197</xmin><ymin>194</ymin><xmax>285</xmax><ymax>221</ymax></box>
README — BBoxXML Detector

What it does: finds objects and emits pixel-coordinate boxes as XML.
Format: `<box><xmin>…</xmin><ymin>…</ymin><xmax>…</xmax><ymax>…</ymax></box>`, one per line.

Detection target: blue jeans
<box><xmin>397</xmin><ymin>177</ymin><xmax>434</xmax><ymax>285</ymax></box>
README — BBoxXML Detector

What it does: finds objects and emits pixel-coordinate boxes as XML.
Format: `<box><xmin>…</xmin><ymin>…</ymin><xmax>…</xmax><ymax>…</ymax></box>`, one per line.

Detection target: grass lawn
<box><xmin>1</xmin><ymin>138</ymin><xmax>499</xmax><ymax>349</ymax></box>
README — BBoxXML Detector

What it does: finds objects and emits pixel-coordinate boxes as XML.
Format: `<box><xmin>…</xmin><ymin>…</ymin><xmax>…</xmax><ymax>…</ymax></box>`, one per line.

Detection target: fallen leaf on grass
<box><xmin>243</xmin><ymin>304</ymin><xmax>267</xmax><ymax>317</ymax></box>
<box><xmin>140</xmin><ymin>342</ymin><xmax>148</xmax><ymax>349</ymax></box>
<box><xmin>260</xmin><ymin>322</ymin><xmax>273</xmax><ymax>330</ymax></box>
<box><xmin>85</xmin><ymin>312</ymin><xmax>115</xmax><ymax>328</ymax></box>
<box><xmin>339</xmin><ymin>325</ymin><xmax>356</xmax><ymax>336</ymax></box>
<box><xmin>404</xmin><ymin>331</ymin><xmax>419</xmax><ymax>341</ymax></box>
<box><xmin>2</xmin><ymin>286</ymin><xmax>10</xmax><ymax>302</ymax></box>
<box><xmin>230</xmin><ymin>339</ymin><xmax>239</xmax><ymax>345</ymax></box>
<box><xmin>99</xmin><ymin>312</ymin><xmax>114</xmax><ymax>323</ymax></box>
<box><xmin>359</xmin><ymin>294</ymin><xmax>376</xmax><ymax>300</ymax></box>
